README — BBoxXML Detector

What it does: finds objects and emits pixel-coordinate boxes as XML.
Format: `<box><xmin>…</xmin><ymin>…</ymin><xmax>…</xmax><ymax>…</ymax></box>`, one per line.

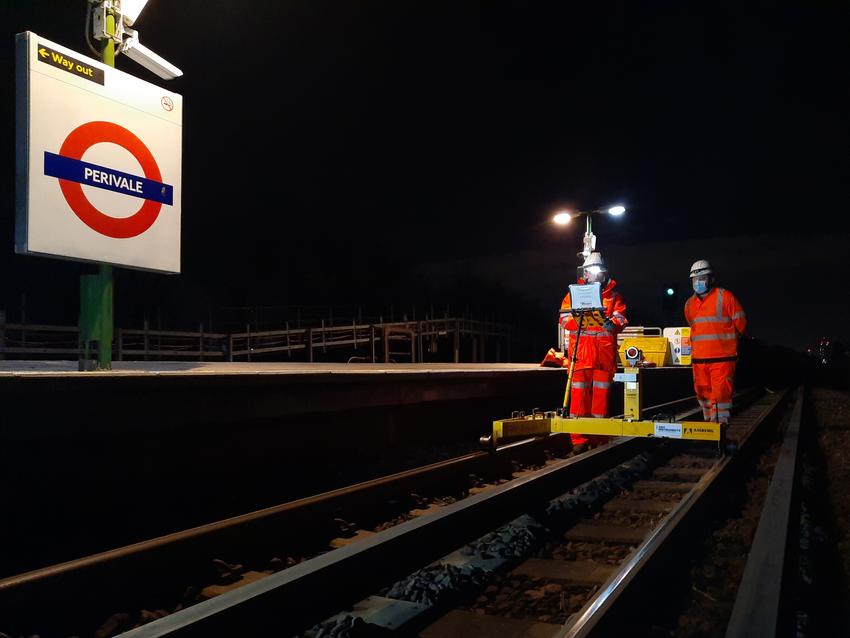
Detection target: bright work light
<box><xmin>553</xmin><ymin>211</ymin><xmax>572</xmax><ymax>226</ymax></box>
<box><xmin>666</xmin><ymin>287</ymin><xmax>675</xmax><ymax>296</ymax></box>
<box><xmin>120</xmin><ymin>0</ymin><xmax>150</xmax><ymax>26</ymax></box>
<box><xmin>608</xmin><ymin>205</ymin><xmax>626</xmax><ymax>216</ymax></box>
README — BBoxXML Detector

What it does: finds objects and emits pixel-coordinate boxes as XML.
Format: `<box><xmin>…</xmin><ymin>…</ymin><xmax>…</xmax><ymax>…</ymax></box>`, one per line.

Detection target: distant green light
<box><xmin>666</xmin><ymin>288</ymin><xmax>675</xmax><ymax>296</ymax></box>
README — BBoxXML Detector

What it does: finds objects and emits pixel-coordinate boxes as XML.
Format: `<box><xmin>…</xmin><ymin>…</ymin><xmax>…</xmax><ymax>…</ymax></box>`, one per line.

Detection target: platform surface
<box><xmin>0</xmin><ymin>360</ymin><xmax>549</xmax><ymax>378</ymax></box>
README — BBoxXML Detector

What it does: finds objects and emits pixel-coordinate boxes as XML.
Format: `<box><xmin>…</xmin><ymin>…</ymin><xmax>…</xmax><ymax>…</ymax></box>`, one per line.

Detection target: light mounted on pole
<box><xmin>89</xmin><ymin>0</ymin><xmax>183</xmax><ymax>79</ymax></box>
<box><xmin>551</xmin><ymin>204</ymin><xmax>627</xmax><ymax>260</ymax></box>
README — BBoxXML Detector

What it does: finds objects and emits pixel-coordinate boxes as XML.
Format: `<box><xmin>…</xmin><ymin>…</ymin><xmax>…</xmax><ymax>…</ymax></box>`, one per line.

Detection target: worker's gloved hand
<box><xmin>603</xmin><ymin>319</ymin><xmax>615</xmax><ymax>332</ymax></box>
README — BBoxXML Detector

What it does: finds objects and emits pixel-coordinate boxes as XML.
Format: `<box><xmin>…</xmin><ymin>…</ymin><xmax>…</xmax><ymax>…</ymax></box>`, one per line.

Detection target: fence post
<box><xmin>307</xmin><ymin>327</ymin><xmax>314</xmax><ymax>362</ymax></box>
<box><xmin>321</xmin><ymin>319</ymin><xmax>326</xmax><ymax>354</ymax></box>
<box><xmin>143</xmin><ymin>318</ymin><xmax>150</xmax><ymax>361</ymax></box>
<box><xmin>383</xmin><ymin>326</ymin><xmax>390</xmax><ymax>363</ymax></box>
<box><xmin>246</xmin><ymin>323</ymin><xmax>251</xmax><ymax>362</ymax></box>
<box><xmin>417</xmin><ymin>320</ymin><xmax>423</xmax><ymax>363</ymax></box>
<box><xmin>454</xmin><ymin>319</ymin><xmax>460</xmax><ymax>363</ymax></box>
<box><xmin>228</xmin><ymin>333</ymin><xmax>234</xmax><ymax>362</ymax></box>
<box><xmin>199</xmin><ymin>322</ymin><xmax>204</xmax><ymax>362</ymax></box>
<box><xmin>370</xmin><ymin>325</ymin><xmax>376</xmax><ymax>363</ymax></box>
<box><xmin>285</xmin><ymin>321</ymin><xmax>291</xmax><ymax>359</ymax></box>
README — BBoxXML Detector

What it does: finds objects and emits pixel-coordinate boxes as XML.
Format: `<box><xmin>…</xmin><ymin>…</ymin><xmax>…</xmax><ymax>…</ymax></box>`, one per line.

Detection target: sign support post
<box><xmin>79</xmin><ymin>8</ymin><xmax>116</xmax><ymax>371</ymax></box>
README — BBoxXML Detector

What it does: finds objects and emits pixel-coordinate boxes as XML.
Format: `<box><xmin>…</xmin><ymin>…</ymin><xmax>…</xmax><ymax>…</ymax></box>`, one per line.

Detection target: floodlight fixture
<box><xmin>88</xmin><ymin>0</ymin><xmax>182</xmax><ymax>80</ymax></box>
<box><xmin>121</xmin><ymin>30</ymin><xmax>183</xmax><ymax>79</ymax></box>
<box><xmin>553</xmin><ymin>211</ymin><xmax>572</xmax><ymax>226</ymax></box>
<box><xmin>608</xmin><ymin>205</ymin><xmax>626</xmax><ymax>216</ymax></box>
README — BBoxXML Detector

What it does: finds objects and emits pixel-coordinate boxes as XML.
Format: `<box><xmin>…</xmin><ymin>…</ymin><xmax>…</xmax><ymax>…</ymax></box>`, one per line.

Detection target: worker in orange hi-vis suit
<box><xmin>684</xmin><ymin>260</ymin><xmax>747</xmax><ymax>425</ymax></box>
<box><xmin>560</xmin><ymin>252</ymin><xmax>628</xmax><ymax>452</ymax></box>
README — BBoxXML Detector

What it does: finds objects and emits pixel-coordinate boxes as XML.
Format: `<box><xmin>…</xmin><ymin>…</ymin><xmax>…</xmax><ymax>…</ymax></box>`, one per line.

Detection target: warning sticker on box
<box><xmin>654</xmin><ymin>423</ymin><xmax>683</xmax><ymax>439</ymax></box>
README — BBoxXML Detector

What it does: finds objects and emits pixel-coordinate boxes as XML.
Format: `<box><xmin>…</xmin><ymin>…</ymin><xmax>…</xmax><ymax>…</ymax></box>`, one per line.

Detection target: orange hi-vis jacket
<box><xmin>684</xmin><ymin>287</ymin><xmax>747</xmax><ymax>361</ymax></box>
<box><xmin>560</xmin><ymin>279</ymin><xmax>628</xmax><ymax>373</ymax></box>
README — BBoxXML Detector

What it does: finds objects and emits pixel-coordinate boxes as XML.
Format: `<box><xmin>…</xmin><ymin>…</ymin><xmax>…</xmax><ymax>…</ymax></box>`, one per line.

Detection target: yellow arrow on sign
<box><xmin>38</xmin><ymin>47</ymin><xmax>49</xmax><ymax>58</ymax></box>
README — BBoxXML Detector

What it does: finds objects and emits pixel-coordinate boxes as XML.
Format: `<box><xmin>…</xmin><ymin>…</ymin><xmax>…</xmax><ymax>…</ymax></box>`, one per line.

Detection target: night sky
<box><xmin>2</xmin><ymin>2</ymin><xmax>849</xmax><ymax>354</ymax></box>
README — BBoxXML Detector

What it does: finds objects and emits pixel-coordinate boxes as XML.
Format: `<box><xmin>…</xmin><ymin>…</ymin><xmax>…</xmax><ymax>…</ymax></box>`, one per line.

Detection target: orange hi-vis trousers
<box><xmin>569</xmin><ymin>368</ymin><xmax>613</xmax><ymax>447</ymax></box>
<box><xmin>692</xmin><ymin>360</ymin><xmax>736</xmax><ymax>423</ymax></box>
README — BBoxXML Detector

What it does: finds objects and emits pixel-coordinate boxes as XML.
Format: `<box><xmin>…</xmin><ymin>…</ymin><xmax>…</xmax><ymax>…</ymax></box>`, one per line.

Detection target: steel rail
<box><xmin>0</xmin><ymin>395</ymin><xmax>701</xmax><ymax>637</ymax></box>
<box><xmin>0</xmin><ymin>395</ymin><xmax>700</xmax><ymax>592</ymax></box>
<box><xmin>724</xmin><ymin>387</ymin><xmax>804</xmax><ymax>638</ymax></box>
<box><xmin>112</xmin><ymin>440</ymin><xmax>649</xmax><ymax>636</ymax></box>
<box><xmin>0</xmin><ymin>437</ymin><xmax>545</xmax><ymax>593</ymax></box>
<box><xmin>556</xmin><ymin>387</ymin><xmax>790</xmax><ymax>638</ymax></box>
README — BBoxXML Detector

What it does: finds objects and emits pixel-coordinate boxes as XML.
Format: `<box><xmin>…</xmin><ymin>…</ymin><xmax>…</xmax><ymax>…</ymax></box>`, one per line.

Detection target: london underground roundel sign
<box><xmin>16</xmin><ymin>32</ymin><xmax>182</xmax><ymax>274</ymax></box>
<box><xmin>48</xmin><ymin>121</ymin><xmax>173</xmax><ymax>239</ymax></box>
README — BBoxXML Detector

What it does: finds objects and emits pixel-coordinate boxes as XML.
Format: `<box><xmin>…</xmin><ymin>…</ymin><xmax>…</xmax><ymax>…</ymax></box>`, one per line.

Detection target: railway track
<box><xmin>0</xmin><ymin>388</ymin><xmax>802</xmax><ymax>638</ymax></box>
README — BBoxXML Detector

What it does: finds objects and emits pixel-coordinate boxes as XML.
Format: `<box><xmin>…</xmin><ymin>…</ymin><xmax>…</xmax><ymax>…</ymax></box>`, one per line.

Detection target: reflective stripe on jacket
<box><xmin>559</xmin><ymin>279</ymin><xmax>628</xmax><ymax>373</ymax></box>
<box><xmin>684</xmin><ymin>287</ymin><xmax>747</xmax><ymax>359</ymax></box>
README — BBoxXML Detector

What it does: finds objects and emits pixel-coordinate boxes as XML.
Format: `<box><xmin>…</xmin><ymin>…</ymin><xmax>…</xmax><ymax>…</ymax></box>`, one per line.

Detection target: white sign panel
<box><xmin>663</xmin><ymin>327</ymin><xmax>692</xmax><ymax>366</ymax></box>
<box><xmin>567</xmin><ymin>283</ymin><xmax>603</xmax><ymax>309</ymax></box>
<box><xmin>15</xmin><ymin>32</ymin><xmax>182</xmax><ymax>273</ymax></box>
<box><xmin>654</xmin><ymin>423</ymin><xmax>683</xmax><ymax>439</ymax></box>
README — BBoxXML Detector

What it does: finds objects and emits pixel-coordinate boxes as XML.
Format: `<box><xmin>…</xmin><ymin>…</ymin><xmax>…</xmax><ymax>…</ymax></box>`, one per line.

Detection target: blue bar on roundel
<box><xmin>43</xmin><ymin>151</ymin><xmax>173</xmax><ymax>206</ymax></box>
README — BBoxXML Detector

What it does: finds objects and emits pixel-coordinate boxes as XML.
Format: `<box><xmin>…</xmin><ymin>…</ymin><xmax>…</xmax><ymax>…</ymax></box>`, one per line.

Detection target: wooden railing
<box><xmin>0</xmin><ymin>317</ymin><xmax>512</xmax><ymax>363</ymax></box>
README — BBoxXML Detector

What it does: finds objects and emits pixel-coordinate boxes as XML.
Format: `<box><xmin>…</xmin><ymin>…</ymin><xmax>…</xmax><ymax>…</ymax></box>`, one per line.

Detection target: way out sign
<box><xmin>15</xmin><ymin>32</ymin><xmax>182</xmax><ymax>273</ymax></box>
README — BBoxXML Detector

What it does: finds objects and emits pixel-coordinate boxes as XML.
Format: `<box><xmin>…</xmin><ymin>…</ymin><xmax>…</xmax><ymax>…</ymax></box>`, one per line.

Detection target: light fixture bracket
<box><xmin>90</xmin><ymin>1</ymin><xmax>125</xmax><ymax>44</ymax></box>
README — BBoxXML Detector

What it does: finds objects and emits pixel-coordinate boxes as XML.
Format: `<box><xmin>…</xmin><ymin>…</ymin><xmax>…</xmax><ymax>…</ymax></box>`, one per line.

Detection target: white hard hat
<box><xmin>582</xmin><ymin>252</ymin><xmax>607</xmax><ymax>270</ymax></box>
<box><xmin>689</xmin><ymin>259</ymin><xmax>713</xmax><ymax>278</ymax></box>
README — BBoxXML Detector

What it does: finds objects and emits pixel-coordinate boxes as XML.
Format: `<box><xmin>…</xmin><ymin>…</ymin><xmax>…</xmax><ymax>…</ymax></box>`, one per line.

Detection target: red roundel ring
<box><xmin>58</xmin><ymin>121</ymin><xmax>163</xmax><ymax>239</ymax></box>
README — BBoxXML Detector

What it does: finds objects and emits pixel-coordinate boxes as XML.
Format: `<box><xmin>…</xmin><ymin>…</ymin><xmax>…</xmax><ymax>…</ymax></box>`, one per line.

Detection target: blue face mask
<box><xmin>693</xmin><ymin>279</ymin><xmax>708</xmax><ymax>294</ymax></box>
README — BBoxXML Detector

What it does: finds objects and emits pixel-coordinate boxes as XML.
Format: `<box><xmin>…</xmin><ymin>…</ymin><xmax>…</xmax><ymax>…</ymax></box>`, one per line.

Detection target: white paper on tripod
<box><xmin>568</xmin><ymin>283</ymin><xmax>603</xmax><ymax>309</ymax></box>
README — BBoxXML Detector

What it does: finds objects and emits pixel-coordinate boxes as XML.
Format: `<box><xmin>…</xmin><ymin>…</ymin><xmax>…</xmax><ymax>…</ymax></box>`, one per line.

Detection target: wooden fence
<box><xmin>0</xmin><ymin>317</ymin><xmax>511</xmax><ymax>364</ymax></box>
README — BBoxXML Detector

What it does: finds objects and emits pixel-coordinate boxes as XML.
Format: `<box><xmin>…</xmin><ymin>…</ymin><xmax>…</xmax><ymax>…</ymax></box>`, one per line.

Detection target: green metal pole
<box><xmin>80</xmin><ymin>9</ymin><xmax>115</xmax><ymax>370</ymax></box>
<box><xmin>98</xmin><ymin>11</ymin><xmax>115</xmax><ymax>370</ymax></box>
<box><xmin>102</xmin><ymin>12</ymin><xmax>115</xmax><ymax>66</ymax></box>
